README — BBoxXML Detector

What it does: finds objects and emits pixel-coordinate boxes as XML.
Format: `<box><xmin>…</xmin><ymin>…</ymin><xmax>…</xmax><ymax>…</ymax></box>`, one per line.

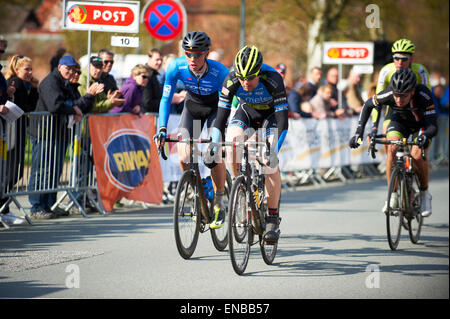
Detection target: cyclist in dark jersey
<box><xmin>349</xmin><ymin>68</ymin><xmax>437</xmax><ymax>217</ymax></box>
<box><xmin>154</xmin><ymin>31</ymin><xmax>230</xmax><ymax>229</ymax></box>
<box><xmin>209</xmin><ymin>45</ymin><xmax>289</xmax><ymax>243</ymax></box>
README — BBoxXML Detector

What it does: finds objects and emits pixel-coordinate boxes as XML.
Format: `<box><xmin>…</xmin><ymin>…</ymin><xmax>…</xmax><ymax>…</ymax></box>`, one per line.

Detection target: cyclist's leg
<box><xmin>411</xmin><ymin>129</ymin><xmax>431</xmax><ymax>189</ymax></box>
<box><xmin>385</xmin><ymin>119</ymin><xmax>407</xmax><ymax>186</ymax></box>
<box><xmin>208</xmin><ymin>112</ymin><xmax>227</xmax><ymax>229</ymax></box>
<box><xmin>177</xmin><ymin>107</ymin><xmax>207</xmax><ymax>172</ymax></box>
<box><xmin>262</xmin><ymin>117</ymin><xmax>281</xmax><ymax>243</ymax></box>
<box><xmin>177</xmin><ymin>107</ymin><xmax>194</xmax><ymax>172</ymax></box>
<box><xmin>411</xmin><ymin>130</ymin><xmax>432</xmax><ymax>216</ymax></box>
<box><xmin>225</xmin><ymin>105</ymin><xmax>250</xmax><ymax>177</ymax></box>
<box><xmin>207</xmin><ymin>111</ymin><xmax>225</xmax><ymax>194</ymax></box>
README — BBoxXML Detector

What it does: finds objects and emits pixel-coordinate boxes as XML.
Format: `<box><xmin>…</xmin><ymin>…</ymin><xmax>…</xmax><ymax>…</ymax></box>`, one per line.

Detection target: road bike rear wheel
<box><xmin>174</xmin><ymin>170</ymin><xmax>201</xmax><ymax>259</ymax></box>
<box><xmin>408</xmin><ymin>171</ymin><xmax>423</xmax><ymax>244</ymax></box>
<box><xmin>210</xmin><ymin>170</ymin><xmax>233</xmax><ymax>251</ymax></box>
<box><xmin>386</xmin><ymin>167</ymin><xmax>404</xmax><ymax>251</ymax></box>
<box><xmin>228</xmin><ymin>176</ymin><xmax>252</xmax><ymax>275</ymax></box>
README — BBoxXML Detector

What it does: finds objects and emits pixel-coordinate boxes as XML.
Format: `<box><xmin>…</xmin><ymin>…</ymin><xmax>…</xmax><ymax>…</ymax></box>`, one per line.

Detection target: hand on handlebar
<box><xmin>416</xmin><ymin>135</ymin><xmax>428</xmax><ymax>149</ymax></box>
<box><xmin>204</xmin><ymin>146</ymin><xmax>218</xmax><ymax>169</ymax></box>
<box><xmin>153</xmin><ymin>128</ymin><xmax>167</xmax><ymax>150</ymax></box>
<box><xmin>349</xmin><ymin>133</ymin><xmax>363</xmax><ymax>149</ymax></box>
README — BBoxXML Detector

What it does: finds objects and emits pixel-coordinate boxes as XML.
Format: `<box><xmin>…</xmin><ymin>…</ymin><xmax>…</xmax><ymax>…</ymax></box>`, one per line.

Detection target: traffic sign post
<box><xmin>322</xmin><ymin>42</ymin><xmax>374</xmax><ymax>109</ymax></box>
<box><xmin>141</xmin><ymin>0</ymin><xmax>187</xmax><ymax>42</ymax></box>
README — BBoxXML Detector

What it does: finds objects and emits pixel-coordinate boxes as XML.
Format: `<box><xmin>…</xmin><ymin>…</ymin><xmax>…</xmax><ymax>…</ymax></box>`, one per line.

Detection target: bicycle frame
<box><xmin>222</xmin><ymin>139</ymin><xmax>269</xmax><ymax>235</ymax></box>
<box><xmin>369</xmin><ymin>134</ymin><xmax>425</xmax><ymax>249</ymax></box>
<box><xmin>162</xmin><ymin>136</ymin><xmax>212</xmax><ymax>225</ymax></box>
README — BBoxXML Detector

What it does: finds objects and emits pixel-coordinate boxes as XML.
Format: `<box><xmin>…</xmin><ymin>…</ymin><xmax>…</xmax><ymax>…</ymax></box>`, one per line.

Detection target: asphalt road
<box><xmin>0</xmin><ymin>168</ymin><xmax>448</xmax><ymax>301</ymax></box>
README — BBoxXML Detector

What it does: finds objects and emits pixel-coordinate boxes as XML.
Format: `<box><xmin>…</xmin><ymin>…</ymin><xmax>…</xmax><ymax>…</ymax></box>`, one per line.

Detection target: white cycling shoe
<box><xmin>382</xmin><ymin>192</ymin><xmax>398</xmax><ymax>214</ymax></box>
<box><xmin>420</xmin><ymin>190</ymin><xmax>432</xmax><ymax>217</ymax></box>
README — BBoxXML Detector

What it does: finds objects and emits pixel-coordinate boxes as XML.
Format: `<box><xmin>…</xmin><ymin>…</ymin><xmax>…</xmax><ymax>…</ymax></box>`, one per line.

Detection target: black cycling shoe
<box><xmin>263</xmin><ymin>216</ymin><xmax>280</xmax><ymax>244</ymax></box>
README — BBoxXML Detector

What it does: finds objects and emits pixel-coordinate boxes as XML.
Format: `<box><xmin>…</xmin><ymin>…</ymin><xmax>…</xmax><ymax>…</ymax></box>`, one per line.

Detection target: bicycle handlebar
<box><xmin>369</xmin><ymin>134</ymin><xmax>426</xmax><ymax>160</ymax></box>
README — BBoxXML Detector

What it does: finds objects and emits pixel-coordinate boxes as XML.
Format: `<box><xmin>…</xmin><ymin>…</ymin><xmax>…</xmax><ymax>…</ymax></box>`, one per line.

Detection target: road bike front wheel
<box><xmin>173</xmin><ymin>170</ymin><xmax>201</xmax><ymax>259</ymax></box>
<box><xmin>210</xmin><ymin>170</ymin><xmax>233</xmax><ymax>251</ymax></box>
<box><xmin>386</xmin><ymin>167</ymin><xmax>404</xmax><ymax>251</ymax></box>
<box><xmin>260</xmin><ymin>234</ymin><xmax>278</xmax><ymax>265</ymax></box>
<box><xmin>260</xmin><ymin>201</ymin><xmax>278</xmax><ymax>265</ymax></box>
<box><xmin>408</xmin><ymin>171</ymin><xmax>423</xmax><ymax>244</ymax></box>
<box><xmin>228</xmin><ymin>176</ymin><xmax>253</xmax><ymax>275</ymax></box>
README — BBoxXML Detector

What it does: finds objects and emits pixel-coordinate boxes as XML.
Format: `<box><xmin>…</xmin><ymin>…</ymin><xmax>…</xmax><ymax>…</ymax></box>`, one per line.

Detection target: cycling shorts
<box><xmin>386</xmin><ymin>119</ymin><xmax>431</xmax><ymax>147</ymax></box>
<box><xmin>229</xmin><ymin>102</ymin><xmax>277</xmax><ymax>137</ymax></box>
<box><xmin>178</xmin><ymin>100</ymin><xmax>216</xmax><ymax>139</ymax></box>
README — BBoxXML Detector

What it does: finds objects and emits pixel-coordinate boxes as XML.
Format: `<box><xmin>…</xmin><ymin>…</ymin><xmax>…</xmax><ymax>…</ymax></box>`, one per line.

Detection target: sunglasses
<box><xmin>141</xmin><ymin>75</ymin><xmax>149</xmax><ymax>79</ymax></box>
<box><xmin>185</xmin><ymin>50</ymin><xmax>207</xmax><ymax>58</ymax></box>
<box><xmin>236</xmin><ymin>72</ymin><xmax>259</xmax><ymax>81</ymax></box>
<box><xmin>393</xmin><ymin>56</ymin><xmax>411</xmax><ymax>62</ymax></box>
<box><xmin>103</xmin><ymin>60</ymin><xmax>114</xmax><ymax>65</ymax></box>
<box><xmin>393</xmin><ymin>91</ymin><xmax>411</xmax><ymax>98</ymax></box>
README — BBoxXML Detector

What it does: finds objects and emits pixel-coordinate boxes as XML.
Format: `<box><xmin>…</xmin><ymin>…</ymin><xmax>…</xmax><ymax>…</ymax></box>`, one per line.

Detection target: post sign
<box><xmin>63</xmin><ymin>0</ymin><xmax>140</xmax><ymax>33</ymax></box>
<box><xmin>142</xmin><ymin>0</ymin><xmax>185</xmax><ymax>41</ymax></box>
<box><xmin>323</xmin><ymin>42</ymin><xmax>374</xmax><ymax>65</ymax></box>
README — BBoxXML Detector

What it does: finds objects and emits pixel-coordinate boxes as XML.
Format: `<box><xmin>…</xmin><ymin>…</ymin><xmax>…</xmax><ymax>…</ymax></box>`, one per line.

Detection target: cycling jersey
<box><xmin>158</xmin><ymin>57</ymin><xmax>229</xmax><ymax>129</ymax></box>
<box><xmin>357</xmin><ymin>84</ymin><xmax>437</xmax><ymax>139</ymax></box>
<box><xmin>376</xmin><ymin>63</ymin><xmax>430</xmax><ymax>94</ymax></box>
<box><xmin>372</xmin><ymin>63</ymin><xmax>431</xmax><ymax>125</ymax></box>
<box><xmin>212</xmin><ymin>63</ymin><xmax>289</xmax><ymax>153</ymax></box>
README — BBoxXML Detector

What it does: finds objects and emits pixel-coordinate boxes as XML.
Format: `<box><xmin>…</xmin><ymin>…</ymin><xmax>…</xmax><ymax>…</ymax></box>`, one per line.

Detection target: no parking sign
<box><xmin>141</xmin><ymin>0</ymin><xmax>186</xmax><ymax>41</ymax></box>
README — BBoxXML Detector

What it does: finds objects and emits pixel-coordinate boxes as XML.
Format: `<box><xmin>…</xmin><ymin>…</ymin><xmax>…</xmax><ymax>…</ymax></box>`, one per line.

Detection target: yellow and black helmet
<box><xmin>233</xmin><ymin>45</ymin><xmax>263</xmax><ymax>79</ymax></box>
<box><xmin>392</xmin><ymin>38</ymin><xmax>416</xmax><ymax>54</ymax></box>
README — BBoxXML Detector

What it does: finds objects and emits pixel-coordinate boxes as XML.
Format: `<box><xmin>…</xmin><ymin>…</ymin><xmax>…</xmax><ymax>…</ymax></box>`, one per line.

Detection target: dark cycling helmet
<box><xmin>392</xmin><ymin>38</ymin><xmax>415</xmax><ymax>54</ymax></box>
<box><xmin>234</xmin><ymin>45</ymin><xmax>263</xmax><ymax>78</ymax></box>
<box><xmin>390</xmin><ymin>68</ymin><xmax>417</xmax><ymax>93</ymax></box>
<box><xmin>182</xmin><ymin>31</ymin><xmax>211</xmax><ymax>51</ymax></box>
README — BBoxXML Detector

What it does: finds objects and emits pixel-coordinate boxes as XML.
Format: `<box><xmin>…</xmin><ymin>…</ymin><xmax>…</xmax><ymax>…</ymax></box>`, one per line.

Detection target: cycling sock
<box><xmin>268</xmin><ymin>208</ymin><xmax>278</xmax><ymax>217</ymax></box>
<box><xmin>215</xmin><ymin>191</ymin><xmax>225</xmax><ymax>208</ymax></box>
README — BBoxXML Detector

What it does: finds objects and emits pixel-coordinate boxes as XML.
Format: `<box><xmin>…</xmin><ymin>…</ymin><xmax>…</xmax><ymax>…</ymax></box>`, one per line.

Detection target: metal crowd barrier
<box><xmin>0</xmin><ymin>112</ymin><xmax>103</xmax><ymax>226</ymax></box>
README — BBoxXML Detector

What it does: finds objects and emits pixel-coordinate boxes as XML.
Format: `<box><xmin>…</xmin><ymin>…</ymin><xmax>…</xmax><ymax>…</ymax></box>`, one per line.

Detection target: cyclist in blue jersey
<box><xmin>154</xmin><ymin>31</ymin><xmax>230</xmax><ymax>229</ymax></box>
<box><xmin>208</xmin><ymin>45</ymin><xmax>289</xmax><ymax>243</ymax></box>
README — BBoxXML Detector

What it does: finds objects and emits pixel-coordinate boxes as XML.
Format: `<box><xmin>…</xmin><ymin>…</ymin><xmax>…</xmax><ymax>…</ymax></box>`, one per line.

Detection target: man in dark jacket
<box><xmin>141</xmin><ymin>48</ymin><xmax>162</xmax><ymax>113</ymax></box>
<box><xmin>28</xmin><ymin>55</ymin><xmax>83</xmax><ymax>219</ymax></box>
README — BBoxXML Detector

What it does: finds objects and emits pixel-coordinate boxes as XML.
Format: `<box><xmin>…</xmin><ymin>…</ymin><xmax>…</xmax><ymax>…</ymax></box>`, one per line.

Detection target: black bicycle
<box><xmin>225</xmin><ymin>139</ymin><xmax>279</xmax><ymax>275</ymax></box>
<box><xmin>159</xmin><ymin>135</ymin><xmax>232</xmax><ymax>259</ymax></box>
<box><xmin>369</xmin><ymin>134</ymin><xmax>425</xmax><ymax>250</ymax></box>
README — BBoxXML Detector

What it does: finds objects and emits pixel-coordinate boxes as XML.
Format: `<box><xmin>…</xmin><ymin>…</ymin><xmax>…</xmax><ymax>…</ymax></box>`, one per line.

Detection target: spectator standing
<box><xmin>141</xmin><ymin>48</ymin><xmax>163</xmax><ymax>113</ymax></box>
<box><xmin>98</xmin><ymin>48</ymin><xmax>119</xmax><ymax>93</ymax></box>
<box><xmin>78</xmin><ymin>56</ymin><xmax>123</xmax><ymax>113</ymax></box>
<box><xmin>109</xmin><ymin>64</ymin><xmax>148</xmax><ymax>115</ymax></box>
<box><xmin>306</xmin><ymin>66</ymin><xmax>322</xmax><ymax>99</ymax></box>
<box><xmin>431</xmin><ymin>83</ymin><xmax>449</xmax><ymax>162</ymax></box>
<box><xmin>276</xmin><ymin>63</ymin><xmax>291</xmax><ymax>95</ymax></box>
<box><xmin>1</xmin><ymin>52</ymin><xmax>36</xmax><ymax>225</ymax></box>
<box><xmin>28</xmin><ymin>55</ymin><xmax>83</xmax><ymax>219</ymax></box>
<box><xmin>345</xmin><ymin>69</ymin><xmax>364</xmax><ymax>115</ymax></box>
<box><xmin>309</xmin><ymin>84</ymin><xmax>343</xmax><ymax>120</ymax></box>
<box><xmin>287</xmin><ymin>83</ymin><xmax>314</xmax><ymax>119</ymax></box>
